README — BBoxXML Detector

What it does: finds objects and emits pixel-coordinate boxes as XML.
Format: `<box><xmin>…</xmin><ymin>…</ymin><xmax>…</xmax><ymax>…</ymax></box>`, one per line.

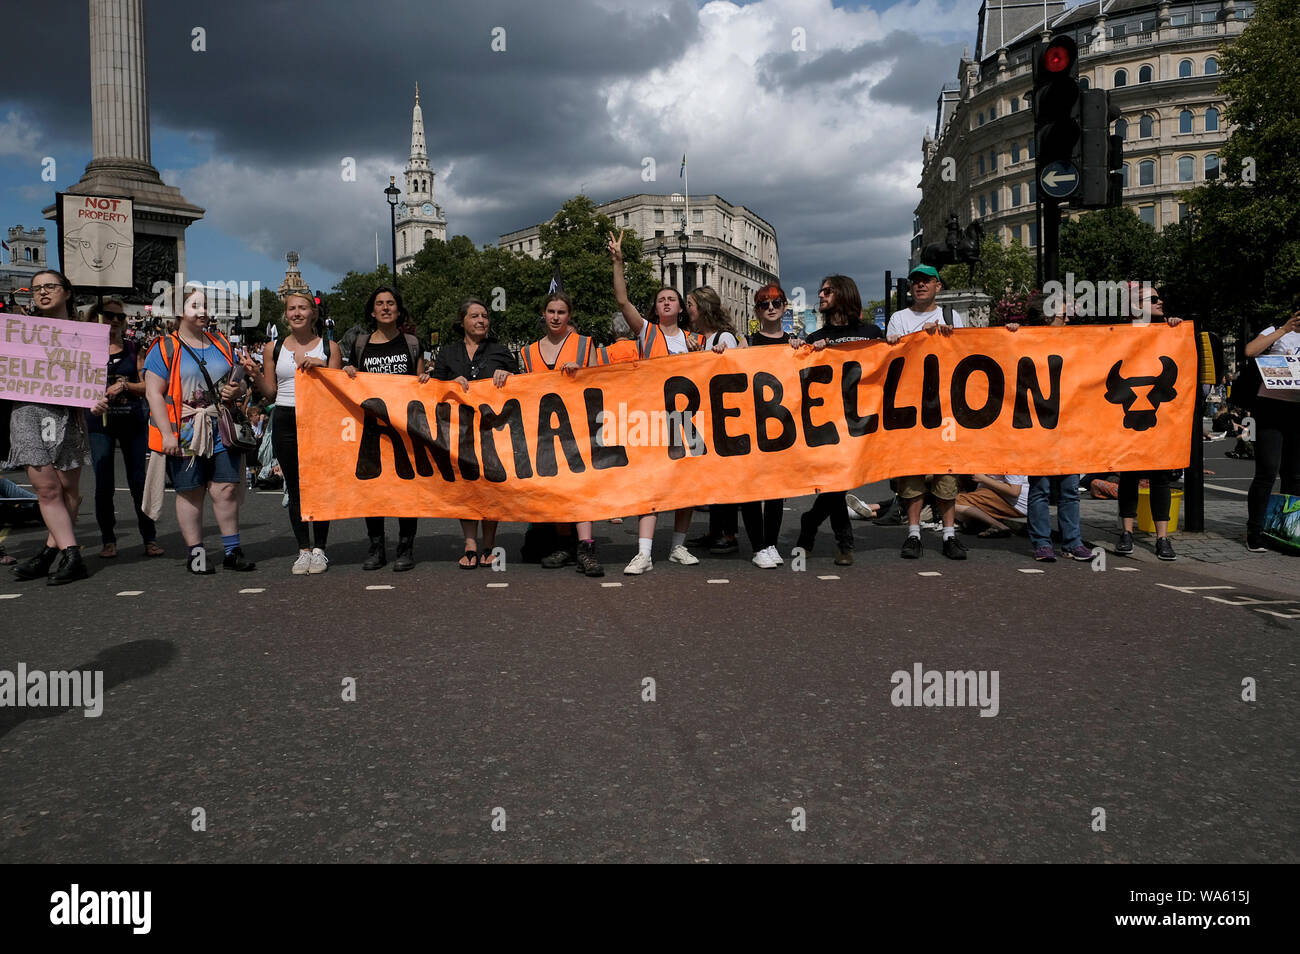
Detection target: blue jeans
<box><xmin>1028</xmin><ymin>475</ymin><xmax>1081</xmax><ymax>550</ymax></box>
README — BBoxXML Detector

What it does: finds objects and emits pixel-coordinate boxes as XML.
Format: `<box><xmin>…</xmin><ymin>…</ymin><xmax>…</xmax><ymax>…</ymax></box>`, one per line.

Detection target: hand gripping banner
<box><xmin>297</xmin><ymin>325</ymin><xmax>1195</xmax><ymax>523</ymax></box>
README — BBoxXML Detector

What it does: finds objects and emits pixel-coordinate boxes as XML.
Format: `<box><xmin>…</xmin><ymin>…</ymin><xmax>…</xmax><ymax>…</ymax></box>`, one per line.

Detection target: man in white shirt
<box><xmin>886</xmin><ymin>265</ymin><xmax>966</xmax><ymax>559</ymax></box>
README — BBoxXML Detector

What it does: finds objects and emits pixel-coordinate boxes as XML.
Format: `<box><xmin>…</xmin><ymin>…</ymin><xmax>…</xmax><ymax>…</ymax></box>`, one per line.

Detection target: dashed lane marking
<box><xmin>0</xmin><ymin>593</ymin><xmax>20</xmax><ymax>599</ymax></box>
<box><xmin>116</xmin><ymin>590</ymin><xmax>144</xmax><ymax>596</ymax></box>
<box><xmin>918</xmin><ymin>571</ymin><xmax>942</xmax><ymax>577</ymax></box>
<box><xmin>817</xmin><ymin>574</ymin><xmax>840</xmax><ymax>580</ymax></box>
<box><xmin>706</xmin><ymin>579</ymin><xmax>729</xmax><ymax>584</ymax></box>
<box><xmin>239</xmin><ymin>588</ymin><xmax>265</xmax><ymax>594</ymax></box>
<box><xmin>365</xmin><ymin>585</ymin><xmax>394</xmax><ymax>590</ymax></box>
<box><xmin>1018</xmin><ymin>568</ymin><xmax>1044</xmax><ymax>574</ymax></box>
<box><xmin>600</xmin><ymin>582</ymin><xmax>622</xmax><ymax>587</ymax></box>
<box><xmin>487</xmin><ymin>582</ymin><xmax>508</xmax><ymax>588</ymax></box>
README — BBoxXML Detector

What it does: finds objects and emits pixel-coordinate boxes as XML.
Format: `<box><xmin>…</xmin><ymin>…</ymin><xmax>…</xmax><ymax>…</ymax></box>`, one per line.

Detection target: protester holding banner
<box><xmin>342</xmin><ymin>286</ymin><xmax>427</xmax><ymax>571</ymax></box>
<box><xmin>5</xmin><ymin>269</ymin><xmax>99</xmax><ymax>584</ymax></box>
<box><xmin>242</xmin><ymin>292</ymin><xmax>341</xmax><ymax>574</ymax></box>
<box><xmin>85</xmin><ymin>299</ymin><xmax>161</xmax><ymax>560</ymax></box>
<box><xmin>1115</xmin><ymin>285</ymin><xmax>1182</xmax><ymax>561</ymax></box>
<box><xmin>430</xmin><ymin>297</ymin><xmax>513</xmax><ymax>569</ymax></box>
<box><xmin>1243</xmin><ymin>308</ymin><xmax>1300</xmax><ymax>552</ymax></box>
<box><xmin>740</xmin><ymin>284</ymin><xmax>791</xmax><ymax>568</ymax></box>
<box><xmin>609</xmin><ymin>230</ymin><xmax>703</xmax><ymax>574</ymax></box>
<box><xmin>143</xmin><ymin>285</ymin><xmax>255</xmax><ymax>574</ymax></box>
<box><xmin>794</xmin><ymin>274</ymin><xmax>884</xmax><ymax>566</ymax></box>
<box><xmin>522</xmin><ymin>292</ymin><xmax>604</xmax><ymax>577</ymax></box>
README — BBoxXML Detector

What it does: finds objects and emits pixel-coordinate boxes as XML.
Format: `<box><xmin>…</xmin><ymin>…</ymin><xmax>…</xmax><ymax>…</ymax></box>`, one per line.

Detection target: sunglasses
<box><xmin>757</xmin><ymin>298</ymin><xmax>786</xmax><ymax>310</ymax></box>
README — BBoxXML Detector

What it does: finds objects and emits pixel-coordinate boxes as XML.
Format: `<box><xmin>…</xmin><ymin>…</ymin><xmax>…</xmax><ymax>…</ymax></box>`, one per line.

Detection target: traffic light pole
<box><xmin>1042</xmin><ymin>197</ymin><xmax>1062</xmax><ymax>286</ymax></box>
<box><xmin>1185</xmin><ymin>320</ymin><xmax>1205</xmax><ymax>532</ymax></box>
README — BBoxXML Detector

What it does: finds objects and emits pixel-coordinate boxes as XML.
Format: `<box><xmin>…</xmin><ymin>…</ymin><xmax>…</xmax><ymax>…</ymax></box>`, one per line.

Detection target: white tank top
<box><xmin>275</xmin><ymin>339</ymin><xmax>327</xmax><ymax>408</ymax></box>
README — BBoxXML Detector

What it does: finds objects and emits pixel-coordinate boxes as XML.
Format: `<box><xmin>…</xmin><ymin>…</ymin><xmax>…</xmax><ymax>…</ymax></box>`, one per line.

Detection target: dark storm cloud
<box><xmin>760</xmin><ymin>32</ymin><xmax>964</xmax><ymax>112</ymax></box>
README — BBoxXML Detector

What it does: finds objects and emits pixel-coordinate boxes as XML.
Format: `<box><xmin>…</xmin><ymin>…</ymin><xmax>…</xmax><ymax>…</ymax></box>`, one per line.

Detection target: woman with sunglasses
<box><xmin>6</xmin><ymin>270</ymin><xmax>100</xmax><ymax>584</ymax></box>
<box><xmin>85</xmin><ymin>299</ymin><xmax>162</xmax><ymax>560</ymax></box>
<box><xmin>741</xmin><ymin>284</ymin><xmax>793</xmax><ymax>567</ymax></box>
<box><xmin>430</xmin><ymin>298</ymin><xmax>514</xmax><ymax>568</ymax></box>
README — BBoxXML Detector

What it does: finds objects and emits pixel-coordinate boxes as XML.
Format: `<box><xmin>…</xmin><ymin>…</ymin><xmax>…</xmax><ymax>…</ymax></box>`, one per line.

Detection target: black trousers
<box><xmin>740</xmin><ymin>499</ymin><xmax>784</xmax><ymax>552</ymax></box>
<box><xmin>272</xmin><ymin>406</ymin><xmax>330</xmax><ymax>550</ymax></box>
<box><xmin>1118</xmin><ymin>470</ymin><xmax>1172</xmax><ymax>522</ymax></box>
<box><xmin>798</xmin><ymin>491</ymin><xmax>853</xmax><ymax>549</ymax></box>
<box><xmin>1248</xmin><ymin>398</ymin><xmax>1300</xmax><ymax>534</ymax></box>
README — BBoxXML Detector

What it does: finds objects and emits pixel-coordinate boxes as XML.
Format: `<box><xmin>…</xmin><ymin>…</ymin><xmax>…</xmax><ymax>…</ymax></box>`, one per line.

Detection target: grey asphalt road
<box><xmin>1</xmin><ymin>465</ymin><xmax>1296</xmax><ymax>863</ymax></box>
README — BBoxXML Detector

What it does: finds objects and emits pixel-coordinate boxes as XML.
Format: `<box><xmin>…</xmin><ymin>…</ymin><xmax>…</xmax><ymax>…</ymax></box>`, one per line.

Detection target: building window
<box><xmin>654</xmin><ymin>229</ymin><xmax>664</xmax><ymax>238</ymax></box>
<box><xmin>1011</xmin><ymin>142</ymin><xmax>1021</xmax><ymax>163</ymax></box>
<box><xmin>978</xmin><ymin>155</ymin><xmax>985</xmax><ymax>175</ymax></box>
<box><xmin>401</xmin><ymin>233</ymin><xmax>407</xmax><ymax>255</ymax></box>
<box><xmin>692</xmin><ymin>209</ymin><xmax>703</xmax><ymax>222</ymax></box>
<box><xmin>989</xmin><ymin>105</ymin><xmax>997</xmax><ymax>120</ymax></box>
<box><xmin>1010</xmin><ymin>96</ymin><xmax>1020</xmax><ymax>113</ymax></box>
<box><xmin>1139</xmin><ymin>65</ymin><xmax>1153</xmax><ymax>83</ymax></box>
<box><xmin>1179</xmin><ymin>58</ymin><xmax>1193</xmax><ymax>78</ymax></box>
<box><xmin>1171</xmin><ymin>13</ymin><xmax>1190</xmax><ymax>26</ymax></box>
<box><xmin>1028</xmin><ymin>137</ymin><xmax>1035</xmax><ymax>160</ymax></box>
<box><xmin>977</xmin><ymin>111</ymin><xmax>985</xmax><ymax>126</ymax></box>
<box><xmin>623</xmin><ymin>213</ymin><xmax>630</xmax><ymax>224</ymax></box>
<box><xmin>1139</xmin><ymin>206</ymin><xmax>1156</xmax><ymax>226</ymax></box>
<box><xmin>1139</xmin><ymin>160</ymin><xmax>1155</xmax><ymax>185</ymax></box>
<box><xmin>1139</xmin><ymin>115</ymin><xmax>1154</xmax><ymax>138</ymax></box>
<box><xmin>1010</xmin><ymin>184</ymin><xmax>1020</xmax><ymax>207</ymax></box>
<box><xmin>990</xmin><ymin>191</ymin><xmax>999</xmax><ymax>213</ymax></box>
<box><xmin>1178</xmin><ymin>155</ymin><xmax>1194</xmax><ymax>181</ymax></box>
<box><xmin>989</xmin><ymin>151</ymin><xmax>997</xmax><ymax>171</ymax></box>
<box><xmin>1205</xmin><ymin>57</ymin><xmax>1218</xmax><ymax>75</ymax></box>
<box><xmin>979</xmin><ymin>195</ymin><xmax>987</xmax><ymax>217</ymax></box>
<box><xmin>1029</xmin><ymin>222</ymin><xmax>1038</xmax><ymax>246</ymax></box>
<box><xmin>1029</xmin><ymin>178</ymin><xmax>1037</xmax><ymax>202</ymax></box>
<box><xmin>424</xmin><ymin>230</ymin><xmax>433</xmax><ymax>243</ymax></box>
<box><xmin>1079</xmin><ymin>76</ymin><xmax>1090</xmax><ymax>90</ymax></box>
<box><xmin>1205</xmin><ymin>107</ymin><xmax>1219</xmax><ymax>131</ymax></box>
<box><xmin>1200</xmin><ymin>11</ymin><xmax>1217</xmax><ymax>23</ymax></box>
<box><xmin>1114</xmin><ymin>69</ymin><xmax>1127</xmax><ymax>88</ymax></box>
<box><xmin>1178</xmin><ymin>202</ymin><xmax>1189</xmax><ymax>222</ymax></box>
<box><xmin>1114</xmin><ymin>117</ymin><xmax>1128</xmax><ymax>139</ymax></box>
<box><xmin>1205</xmin><ymin>154</ymin><xmax>1220</xmax><ymax>179</ymax></box>
<box><xmin>654</xmin><ymin>209</ymin><xmax>664</xmax><ymax>222</ymax></box>
<box><xmin>1120</xmin><ymin>164</ymin><xmax>1130</xmax><ymax>189</ymax></box>
<box><xmin>1179</xmin><ymin>109</ymin><xmax>1193</xmax><ymax>133</ymax></box>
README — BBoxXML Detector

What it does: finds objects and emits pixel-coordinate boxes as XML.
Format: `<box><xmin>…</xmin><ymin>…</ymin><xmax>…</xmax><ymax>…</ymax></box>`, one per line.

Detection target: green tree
<box><xmin>1184</xmin><ymin>0</ymin><xmax>1300</xmax><ymax>335</ymax></box>
<box><xmin>252</xmin><ymin>287</ymin><xmax>284</xmax><ymax>341</ymax></box>
<box><xmin>322</xmin><ymin>265</ymin><xmax>395</xmax><ymax>339</ymax></box>
<box><xmin>939</xmin><ymin>236</ymin><xmax>1035</xmax><ymax>297</ymax></box>
<box><xmin>1058</xmin><ymin>206</ymin><xmax>1161</xmax><ymax>292</ymax></box>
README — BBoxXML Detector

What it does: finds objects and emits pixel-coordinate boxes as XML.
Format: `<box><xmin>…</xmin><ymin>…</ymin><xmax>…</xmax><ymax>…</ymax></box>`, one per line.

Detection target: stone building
<box><xmin>913</xmin><ymin>0</ymin><xmax>1251</xmax><ymax>266</ymax></box>
<box><xmin>1</xmin><ymin>226</ymin><xmax>49</xmax><ymax>308</ymax></box>
<box><xmin>499</xmin><ymin>193</ymin><xmax>779</xmax><ymax>323</ymax></box>
<box><xmin>394</xmin><ymin>84</ymin><xmax>447</xmax><ymax>273</ymax></box>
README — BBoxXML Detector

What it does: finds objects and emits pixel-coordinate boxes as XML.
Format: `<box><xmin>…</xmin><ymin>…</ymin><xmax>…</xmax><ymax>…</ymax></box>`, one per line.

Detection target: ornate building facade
<box><xmin>913</xmin><ymin>0</ymin><xmax>1251</xmax><ymax>266</ymax></box>
<box><xmin>394</xmin><ymin>84</ymin><xmax>447</xmax><ymax>273</ymax></box>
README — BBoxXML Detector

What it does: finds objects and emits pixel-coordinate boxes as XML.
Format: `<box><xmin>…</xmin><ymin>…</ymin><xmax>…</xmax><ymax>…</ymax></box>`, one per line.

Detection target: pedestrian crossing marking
<box><xmin>239</xmin><ymin>588</ymin><xmax>265</xmax><ymax>594</ymax></box>
<box><xmin>918</xmin><ymin>571</ymin><xmax>942</xmax><ymax>577</ymax></box>
<box><xmin>706</xmin><ymin>578</ymin><xmax>729</xmax><ymax>584</ymax></box>
<box><xmin>116</xmin><ymin>591</ymin><xmax>144</xmax><ymax>596</ymax></box>
<box><xmin>817</xmin><ymin>575</ymin><xmax>840</xmax><ymax>580</ymax></box>
<box><xmin>0</xmin><ymin>593</ymin><xmax>20</xmax><ymax>599</ymax></box>
<box><xmin>601</xmin><ymin>582</ymin><xmax>622</xmax><ymax>587</ymax></box>
<box><xmin>487</xmin><ymin>582</ymin><xmax>508</xmax><ymax>588</ymax></box>
<box><xmin>365</xmin><ymin>585</ymin><xmax>394</xmax><ymax>590</ymax></box>
<box><xmin>1018</xmin><ymin>568</ymin><xmax>1045</xmax><ymax>574</ymax></box>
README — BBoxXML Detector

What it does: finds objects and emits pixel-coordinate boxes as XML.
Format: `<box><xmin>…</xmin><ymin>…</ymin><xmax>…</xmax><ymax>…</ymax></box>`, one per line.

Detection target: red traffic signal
<box><xmin>314</xmin><ymin>296</ymin><xmax>321</xmax><ymax>305</ymax></box>
<box><xmin>1043</xmin><ymin>40</ymin><xmax>1075</xmax><ymax>73</ymax></box>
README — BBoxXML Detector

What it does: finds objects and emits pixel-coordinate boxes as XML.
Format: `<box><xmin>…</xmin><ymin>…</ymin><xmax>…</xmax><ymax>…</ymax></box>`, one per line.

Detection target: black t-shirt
<box><xmin>355</xmin><ymin>333</ymin><xmax>415</xmax><ymax>376</ymax></box>
<box><xmin>747</xmin><ymin>331</ymin><xmax>791</xmax><ymax>346</ymax></box>
<box><xmin>806</xmin><ymin>322</ymin><xmax>883</xmax><ymax>344</ymax></box>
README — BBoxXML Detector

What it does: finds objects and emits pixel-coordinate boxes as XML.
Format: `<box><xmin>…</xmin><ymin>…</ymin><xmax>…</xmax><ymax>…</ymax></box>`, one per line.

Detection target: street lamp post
<box><xmin>384</xmin><ymin>176</ymin><xmax>401</xmax><ymax>280</ymax></box>
<box><xmin>677</xmin><ymin>226</ymin><xmax>690</xmax><ymax>295</ymax></box>
<box><xmin>656</xmin><ymin>241</ymin><xmax>667</xmax><ymax>285</ymax></box>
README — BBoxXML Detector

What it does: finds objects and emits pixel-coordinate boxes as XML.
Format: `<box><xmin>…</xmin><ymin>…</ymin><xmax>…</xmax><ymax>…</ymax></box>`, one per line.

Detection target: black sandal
<box><xmin>458</xmin><ymin>549</ymin><xmax>479</xmax><ymax>569</ymax></box>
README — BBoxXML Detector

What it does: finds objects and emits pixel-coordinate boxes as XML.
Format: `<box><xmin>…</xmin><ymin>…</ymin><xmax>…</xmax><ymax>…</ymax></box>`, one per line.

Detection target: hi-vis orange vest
<box><xmin>145</xmin><ymin>330</ymin><xmax>236</xmax><ymax>452</ymax></box>
<box><xmin>639</xmin><ymin>323</ymin><xmax>703</xmax><ymax>360</ymax></box>
<box><xmin>519</xmin><ymin>332</ymin><xmax>597</xmax><ymax>373</ymax></box>
<box><xmin>598</xmin><ymin>339</ymin><xmax>640</xmax><ymax>364</ymax></box>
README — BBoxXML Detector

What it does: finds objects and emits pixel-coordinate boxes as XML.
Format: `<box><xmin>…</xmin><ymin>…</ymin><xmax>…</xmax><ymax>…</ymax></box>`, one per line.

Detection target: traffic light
<box><xmin>1077</xmin><ymin>89</ymin><xmax>1124</xmax><ymax>208</ymax></box>
<box><xmin>1033</xmin><ymin>35</ymin><xmax>1081</xmax><ymax>202</ymax></box>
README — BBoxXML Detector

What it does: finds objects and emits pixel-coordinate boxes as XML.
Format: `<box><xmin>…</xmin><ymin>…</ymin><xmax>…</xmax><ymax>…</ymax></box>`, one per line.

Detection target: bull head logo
<box><xmin>1104</xmin><ymin>357</ymin><xmax>1179</xmax><ymax>431</ymax></box>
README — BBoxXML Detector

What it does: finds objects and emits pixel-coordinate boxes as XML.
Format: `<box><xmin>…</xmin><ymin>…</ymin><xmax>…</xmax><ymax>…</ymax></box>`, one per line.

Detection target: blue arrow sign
<box><xmin>1040</xmin><ymin>161</ymin><xmax>1080</xmax><ymax>199</ymax></box>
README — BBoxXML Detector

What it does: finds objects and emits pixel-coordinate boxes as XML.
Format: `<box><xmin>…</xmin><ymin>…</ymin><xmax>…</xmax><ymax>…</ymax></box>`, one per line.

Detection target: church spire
<box><xmin>409</xmin><ymin>82</ymin><xmax>427</xmax><ymax>165</ymax></box>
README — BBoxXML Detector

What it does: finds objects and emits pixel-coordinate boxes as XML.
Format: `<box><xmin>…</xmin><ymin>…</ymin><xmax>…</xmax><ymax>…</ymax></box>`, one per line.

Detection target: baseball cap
<box><xmin>908</xmin><ymin>265</ymin><xmax>941</xmax><ymax>282</ymax></box>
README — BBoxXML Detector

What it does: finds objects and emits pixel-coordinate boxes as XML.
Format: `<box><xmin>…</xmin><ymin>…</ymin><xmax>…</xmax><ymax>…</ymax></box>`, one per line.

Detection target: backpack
<box><xmin>273</xmin><ymin>335</ymin><xmax>333</xmax><ymax>367</ymax></box>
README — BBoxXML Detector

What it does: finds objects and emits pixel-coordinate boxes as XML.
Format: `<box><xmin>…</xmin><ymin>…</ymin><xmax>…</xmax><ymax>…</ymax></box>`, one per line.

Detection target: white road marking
<box><xmin>706</xmin><ymin>579</ymin><xmax>729</xmax><ymax>584</ymax></box>
<box><xmin>487</xmin><ymin>582</ymin><xmax>508</xmax><ymax>588</ymax></box>
<box><xmin>1115</xmin><ymin>566</ymin><xmax>1140</xmax><ymax>572</ymax></box>
<box><xmin>239</xmin><ymin>587</ymin><xmax>265</xmax><ymax>594</ymax></box>
<box><xmin>1018</xmin><ymin>568</ymin><xmax>1045</xmax><ymax>574</ymax></box>
<box><xmin>817</xmin><ymin>574</ymin><xmax>840</xmax><ymax>580</ymax></box>
<box><xmin>365</xmin><ymin>585</ymin><xmax>394</xmax><ymax>590</ymax></box>
<box><xmin>1204</xmin><ymin>483</ymin><xmax>1249</xmax><ymax>496</ymax></box>
<box><xmin>600</xmin><ymin>582</ymin><xmax>622</xmax><ymax>587</ymax></box>
<box><xmin>0</xmin><ymin>593</ymin><xmax>21</xmax><ymax>599</ymax></box>
<box><xmin>918</xmin><ymin>571</ymin><xmax>942</xmax><ymax>577</ymax></box>
<box><xmin>116</xmin><ymin>590</ymin><xmax>144</xmax><ymax>597</ymax></box>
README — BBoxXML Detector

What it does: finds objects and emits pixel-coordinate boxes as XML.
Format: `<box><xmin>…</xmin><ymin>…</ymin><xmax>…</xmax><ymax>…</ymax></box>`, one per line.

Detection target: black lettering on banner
<box><xmin>709</xmin><ymin>372</ymin><xmax>750</xmax><ymax>456</ymax></box>
<box><xmin>664</xmin><ymin>376</ymin><xmax>706</xmax><ymax>460</ymax></box>
<box><xmin>1013</xmin><ymin>355</ymin><xmax>1062</xmax><ymax>429</ymax></box>
<box><xmin>753</xmin><ymin>371</ymin><xmax>795</xmax><ymax>452</ymax></box>
<box><xmin>883</xmin><ymin>357</ymin><xmax>916</xmax><ymax>430</ymax></box>
<box><xmin>536</xmin><ymin>393</ymin><xmax>585</xmax><ymax>477</ymax></box>
<box><xmin>407</xmin><ymin>400</ymin><xmax>455</xmax><ymax>480</ymax></box>
<box><xmin>356</xmin><ymin>397</ymin><xmax>414</xmax><ymax>480</ymax></box>
<box><xmin>584</xmin><ymin>388</ymin><xmax>629</xmax><ymax>470</ymax></box>
<box><xmin>457</xmin><ymin>404</ymin><xmax>480</xmax><ymax>480</ymax></box>
<box><xmin>479</xmin><ymin>400</ymin><xmax>533</xmax><ymax>483</ymax></box>
<box><xmin>922</xmin><ymin>354</ymin><xmax>943</xmax><ymax>429</ymax></box>
<box><xmin>950</xmin><ymin>354</ymin><xmax>1005</xmax><ymax>429</ymax></box>
<box><xmin>799</xmin><ymin>365</ymin><xmax>839</xmax><ymax>447</ymax></box>
<box><xmin>840</xmin><ymin>361</ymin><xmax>878</xmax><ymax>437</ymax></box>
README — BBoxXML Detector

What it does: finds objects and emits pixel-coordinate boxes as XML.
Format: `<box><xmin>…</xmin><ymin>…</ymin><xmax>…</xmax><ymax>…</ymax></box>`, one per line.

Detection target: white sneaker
<box><xmin>308</xmin><ymin>548</ymin><xmax>329</xmax><ymax>574</ymax></box>
<box><xmin>624</xmin><ymin>552</ymin><xmax>653</xmax><ymax>575</ymax></box>
<box><xmin>291</xmin><ymin>550</ymin><xmax>312</xmax><ymax>575</ymax></box>
<box><xmin>668</xmin><ymin>544</ymin><xmax>699</xmax><ymax>565</ymax></box>
<box><xmin>846</xmin><ymin>493</ymin><xmax>876</xmax><ymax>520</ymax></box>
<box><xmin>752</xmin><ymin>548</ymin><xmax>778</xmax><ymax>568</ymax></box>
<box><xmin>765</xmin><ymin>545</ymin><xmax>784</xmax><ymax>565</ymax></box>
<box><xmin>281</xmin><ymin>491</ymin><xmax>290</xmax><ymax>509</ymax></box>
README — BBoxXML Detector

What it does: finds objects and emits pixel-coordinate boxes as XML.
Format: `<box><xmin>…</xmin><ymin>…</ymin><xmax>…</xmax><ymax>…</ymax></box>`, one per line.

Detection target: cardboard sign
<box><xmin>297</xmin><ymin>325</ymin><xmax>1196</xmax><ymax>522</ymax></box>
<box><xmin>0</xmin><ymin>313</ymin><xmax>109</xmax><ymax>409</ymax></box>
<box><xmin>58</xmin><ymin>193</ymin><xmax>134</xmax><ymax>291</ymax></box>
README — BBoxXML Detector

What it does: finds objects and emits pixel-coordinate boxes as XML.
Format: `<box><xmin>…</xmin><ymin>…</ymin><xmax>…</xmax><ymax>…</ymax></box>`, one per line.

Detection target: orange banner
<box><xmin>297</xmin><ymin>325</ymin><xmax>1195</xmax><ymax>522</ymax></box>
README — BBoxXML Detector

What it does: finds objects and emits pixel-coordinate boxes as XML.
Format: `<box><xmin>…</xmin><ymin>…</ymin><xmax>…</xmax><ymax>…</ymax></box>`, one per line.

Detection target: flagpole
<box><xmin>375</xmin><ymin>232</ymin><xmax>379</xmax><ymax>269</ymax></box>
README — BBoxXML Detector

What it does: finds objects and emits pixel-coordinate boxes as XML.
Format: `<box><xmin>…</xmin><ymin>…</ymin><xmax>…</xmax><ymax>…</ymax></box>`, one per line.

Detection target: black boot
<box><xmin>363</xmin><ymin>535</ymin><xmax>387</xmax><ymax>570</ymax></box>
<box><xmin>393</xmin><ymin>536</ymin><xmax>415</xmax><ymax>572</ymax></box>
<box><xmin>47</xmin><ymin>546</ymin><xmax>88</xmax><ymax>586</ymax></box>
<box><xmin>12</xmin><ymin>544</ymin><xmax>59</xmax><ymax>581</ymax></box>
<box><xmin>222</xmin><ymin>547</ymin><xmax>257</xmax><ymax>571</ymax></box>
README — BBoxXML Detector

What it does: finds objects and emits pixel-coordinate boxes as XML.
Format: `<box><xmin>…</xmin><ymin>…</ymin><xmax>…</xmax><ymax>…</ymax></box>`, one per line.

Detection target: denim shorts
<box><xmin>168</xmin><ymin>447</ymin><xmax>243</xmax><ymax>491</ymax></box>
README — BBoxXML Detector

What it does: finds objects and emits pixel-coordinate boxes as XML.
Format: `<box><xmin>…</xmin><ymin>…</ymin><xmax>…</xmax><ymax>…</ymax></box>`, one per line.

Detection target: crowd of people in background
<box><xmin>3</xmin><ymin>260</ymin><xmax>1298</xmax><ymax>583</ymax></box>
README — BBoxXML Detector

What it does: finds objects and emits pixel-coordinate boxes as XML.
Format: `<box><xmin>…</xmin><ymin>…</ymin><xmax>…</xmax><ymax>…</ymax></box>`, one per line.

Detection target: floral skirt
<box><xmin>2</xmin><ymin>402</ymin><xmax>92</xmax><ymax>471</ymax></box>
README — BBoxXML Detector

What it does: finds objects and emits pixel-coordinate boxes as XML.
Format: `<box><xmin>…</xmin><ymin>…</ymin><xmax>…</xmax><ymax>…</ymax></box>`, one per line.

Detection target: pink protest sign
<box><xmin>0</xmin><ymin>312</ymin><xmax>110</xmax><ymax>409</ymax></box>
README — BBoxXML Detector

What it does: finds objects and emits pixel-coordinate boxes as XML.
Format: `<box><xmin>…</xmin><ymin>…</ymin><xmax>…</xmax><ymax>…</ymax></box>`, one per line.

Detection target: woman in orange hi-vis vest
<box><xmin>521</xmin><ymin>291</ymin><xmax>605</xmax><ymax>577</ymax></box>
<box><xmin>608</xmin><ymin>229</ymin><xmax>710</xmax><ymax>575</ymax></box>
